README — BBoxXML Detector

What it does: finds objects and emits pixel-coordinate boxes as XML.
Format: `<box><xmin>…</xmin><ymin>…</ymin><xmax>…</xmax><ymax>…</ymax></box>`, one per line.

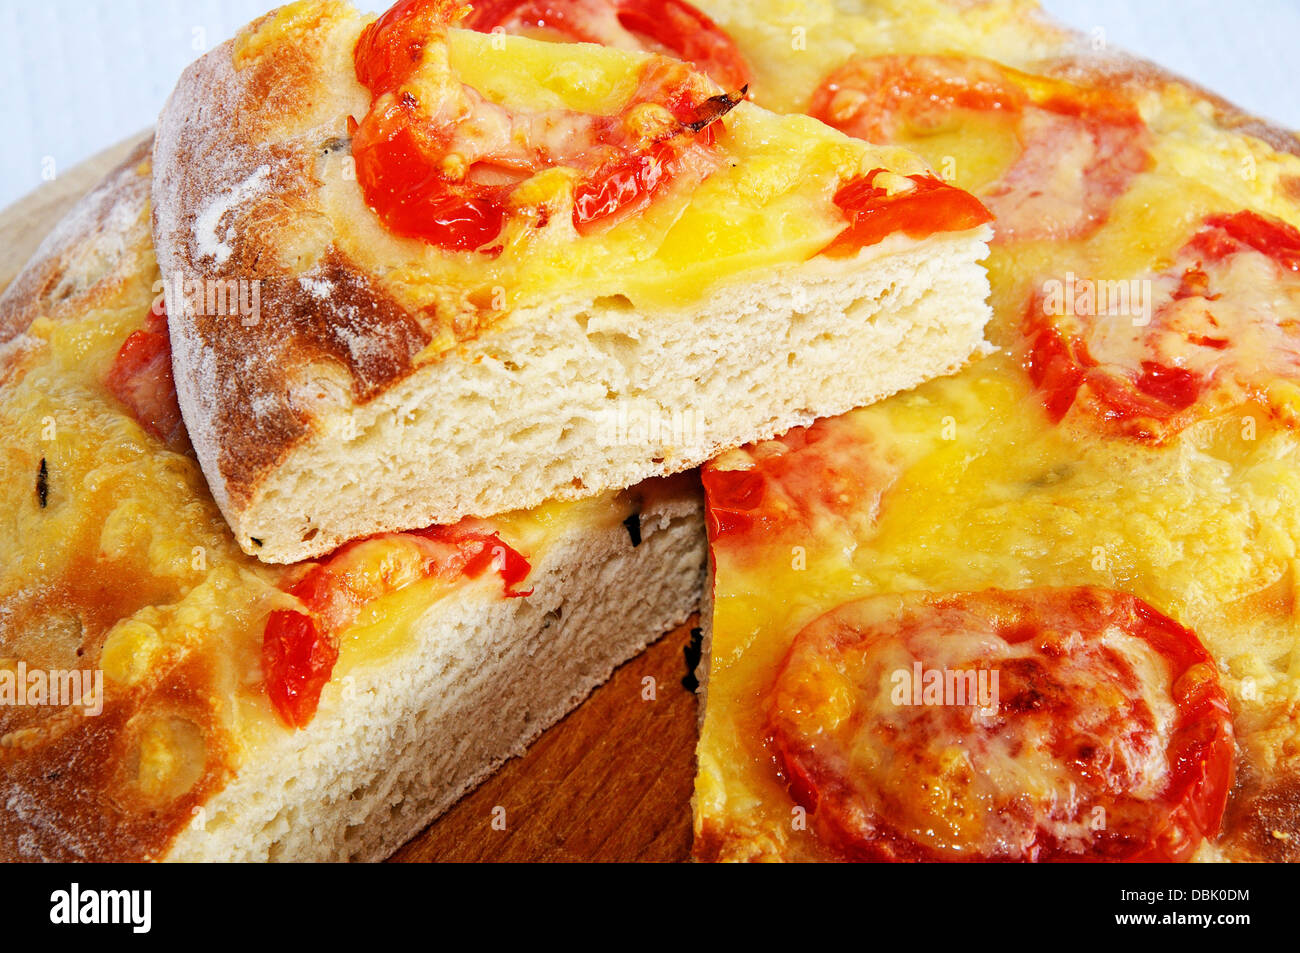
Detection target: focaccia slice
<box><xmin>151</xmin><ymin>0</ymin><xmax>993</xmax><ymax>564</ymax></box>
<box><xmin>692</xmin><ymin>0</ymin><xmax>1300</xmax><ymax>864</ymax></box>
<box><xmin>0</xmin><ymin>144</ymin><xmax>704</xmax><ymax>861</ymax></box>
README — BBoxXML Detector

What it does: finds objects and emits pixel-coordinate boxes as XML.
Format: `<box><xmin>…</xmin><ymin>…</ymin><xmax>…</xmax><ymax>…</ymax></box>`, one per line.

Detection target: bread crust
<box><xmin>152</xmin><ymin>1</ymin><xmax>420</xmax><ymax>528</ymax></box>
<box><xmin>0</xmin><ymin>137</ymin><xmax>155</xmax><ymax>346</ymax></box>
<box><xmin>0</xmin><ymin>146</ymin><xmax>242</xmax><ymax>861</ymax></box>
<box><xmin>0</xmin><ymin>133</ymin><xmax>704</xmax><ymax>861</ymax></box>
<box><xmin>999</xmin><ymin>0</ymin><xmax>1300</xmax><ymax>160</ymax></box>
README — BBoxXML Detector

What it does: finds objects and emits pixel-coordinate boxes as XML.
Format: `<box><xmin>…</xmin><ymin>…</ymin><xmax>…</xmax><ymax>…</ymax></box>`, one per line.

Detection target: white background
<box><xmin>0</xmin><ymin>0</ymin><xmax>1295</xmax><ymax>211</ymax></box>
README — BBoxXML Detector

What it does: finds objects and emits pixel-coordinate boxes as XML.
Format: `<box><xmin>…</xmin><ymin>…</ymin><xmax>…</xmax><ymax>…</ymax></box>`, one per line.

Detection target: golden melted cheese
<box><xmin>309</xmin><ymin>20</ymin><xmax>935</xmax><ymax>336</ymax></box>
<box><xmin>694</xmin><ymin>0</ymin><xmax>1300</xmax><ymax>863</ymax></box>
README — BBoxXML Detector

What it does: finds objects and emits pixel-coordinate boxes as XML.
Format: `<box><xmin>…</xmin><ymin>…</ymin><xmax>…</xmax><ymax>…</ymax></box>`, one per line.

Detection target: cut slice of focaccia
<box><xmin>0</xmin><ymin>141</ymin><xmax>704</xmax><ymax>861</ymax></box>
<box><xmin>151</xmin><ymin>0</ymin><xmax>993</xmax><ymax>564</ymax></box>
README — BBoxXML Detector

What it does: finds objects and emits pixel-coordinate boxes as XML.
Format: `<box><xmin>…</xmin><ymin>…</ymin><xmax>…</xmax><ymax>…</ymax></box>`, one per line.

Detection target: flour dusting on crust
<box><xmin>194</xmin><ymin>165</ymin><xmax>273</xmax><ymax>265</ymax></box>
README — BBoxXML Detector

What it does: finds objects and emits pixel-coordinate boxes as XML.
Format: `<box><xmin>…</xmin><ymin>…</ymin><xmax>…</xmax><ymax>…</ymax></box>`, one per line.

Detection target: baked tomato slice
<box><xmin>1023</xmin><ymin>209</ymin><xmax>1300</xmax><ymax>442</ymax></box>
<box><xmin>263</xmin><ymin>523</ymin><xmax>532</xmax><ymax>728</ymax></box>
<box><xmin>702</xmin><ymin>416</ymin><xmax>899</xmax><ymax>545</ymax></box>
<box><xmin>765</xmin><ymin>587</ymin><xmax>1234</xmax><ymax>862</ymax></box>
<box><xmin>351</xmin><ymin>0</ymin><xmax>741</xmax><ymax>250</ymax></box>
<box><xmin>105</xmin><ymin>302</ymin><xmax>186</xmax><ymax>447</ymax></box>
<box><xmin>819</xmin><ymin>168</ymin><xmax>992</xmax><ymax>256</ymax></box>
<box><xmin>461</xmin><ymin>0</ymin><xmax>752</xmax><ymax>92</ymax></box>
<box><xmin>810</xmin><ymin>54</ymin><xmax>1150</xmax><ymax>243</ymax></box>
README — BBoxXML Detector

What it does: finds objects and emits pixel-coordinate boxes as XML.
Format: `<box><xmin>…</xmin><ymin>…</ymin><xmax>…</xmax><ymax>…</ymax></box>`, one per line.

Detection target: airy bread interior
<box><xmin>164</xmin><ymin>491</ymin><xmax>704</xmax><ymax>862</ymax></box>
<box><xmin>234</xmin><ymin>230</ymin><xmax>991</xmax><ymax>562</ymax></box>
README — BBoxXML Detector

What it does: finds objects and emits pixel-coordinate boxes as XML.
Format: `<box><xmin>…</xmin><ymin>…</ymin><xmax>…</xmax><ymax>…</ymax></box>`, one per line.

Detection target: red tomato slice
<box><xmin>351</xmin><ymin>113</ymin><xmax>510</xmax><ymax>252</ymax></box>
<box><xmin>810</xmin><ymin>54</ymin><xmax>1149</xmax><ymax>243</ymax></box>
<box><xmin>810</xmin><ymin>54</ymin><xmax>1027</xmax><ymax>144</ymax></box>
<box><xmin>702</xmin><ymin>416</ymin><xmax>899</xmax><ymax>544</ymax></box>
<box><xmin>1023</xmin><ymin>209</ymin><xmax>1300</xmax><ymax>442</ymax></box>
<box><xmin>765</xmin><ymin>587</ymin><xmax>1234</xmax><ymax>862</ymax></box>
<box><xmin>262</xmin><ymin>610</ymin><xmax>340</xmax><ymax>732</ymax></box>
<box><xmin>351</xmin><ymin>0</ymin><xmax>739</xmax><ymax>250</ymax></box>
<box><xmin>1190</xmin><ymin>209</ymin><xmax>1300</xmax><ymax>272</ymax></box>
<box><xmin>461</xmin><ymin>0</ymin><xmax>752</xmax><ymax>92</ymax></box>
<box><xmin>262</xmin><ymin>523</ymin><xmax>532</xmax><ymax>728</ymax></box>
<box><xmin>104</xmin><ymin>302</ymin><xmax>186</xmax><ymax>447</ymax></box>
<box><xmin>819</xmin><ymin>168</ymin><xmax>992</xmax><ymax>256</ymax></box>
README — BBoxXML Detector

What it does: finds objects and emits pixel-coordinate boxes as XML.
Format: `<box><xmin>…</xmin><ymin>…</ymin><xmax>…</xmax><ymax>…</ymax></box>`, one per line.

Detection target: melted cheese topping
<box><xmin>694</xmin><ymin>0</ymin><xmax>1300</xmax><ymax>863</ymax></box>
<box><xmin>311</xmin><ymin>22</ymin><xmax>936</xmax><ymax>337</ymax></box>
<box><xmin>702</xmin><ymin>355</ymin><xmax>1300</xmax><ymax>860</ymax></box>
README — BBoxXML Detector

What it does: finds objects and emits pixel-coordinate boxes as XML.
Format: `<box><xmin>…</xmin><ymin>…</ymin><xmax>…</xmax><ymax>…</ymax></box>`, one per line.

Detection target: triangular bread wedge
<box><xmin>152</xmin><ymin>0</ymin><xmax>992</xmax><ymax>563</ymax></box>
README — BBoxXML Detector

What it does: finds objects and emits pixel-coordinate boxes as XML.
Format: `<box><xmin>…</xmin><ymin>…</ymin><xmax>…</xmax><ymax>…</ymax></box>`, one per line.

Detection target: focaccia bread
<box><xmin>151</xmin><ymin>0</ymin><xmax>994</xmax><ymax>564</ymax></box>
<box><xmin>0</xmin><ymin>143</ymin><xmax>704</xmax><ymax>861</ymax></box>
<box><xmin>689</xmin><ymin>0</ymin><xmax>1300</xmax><ymax>863</ymax></box>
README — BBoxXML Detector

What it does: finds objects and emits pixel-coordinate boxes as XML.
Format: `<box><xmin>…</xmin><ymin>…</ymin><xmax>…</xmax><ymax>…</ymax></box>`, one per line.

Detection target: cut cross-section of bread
<box><xmin>151</xmin><ymin>0</ymin><xmax>994</xmax><ymax>564</ymax></box>
<box><xmin>0</xmin><ymin>139</ymin><xmax>706</xmax><ymax>862</ymax></box>
<box><xmin>168</xmin><ymin>483</ymin><xmax>706</xmax><ymax>862</ymax></box>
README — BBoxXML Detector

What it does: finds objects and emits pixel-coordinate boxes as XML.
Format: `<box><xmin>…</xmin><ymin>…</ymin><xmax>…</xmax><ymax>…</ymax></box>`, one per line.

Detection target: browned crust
<box><xmin>151</xmin><ymin>1</ymin><xmax>433</xmax><ymax>523</ymax></box>
<box><xmin>0</xmin><ymin>162</ymin><xmax>242</xmax><ymax>862</ymax></box>
<box><xmin>1221</xmin><ymin>760</ymin><xmax>1300</xmax><ymax>863</ymax></box>
<box><xmin>1018</xmin><ymin>6</ymin><xmax>1300</xmax><ymax>159</ymax></box>
<box><xmin>689</xmin><ymin>818</ymin><xmax>729</xmax><ymax>863</ymax></box>
<box><xmin>931</xmin><ymin>0</ymin><xmax>1300</xmax><ymax>161</ymax></box>
<box><xmin>0</xmin><ymin>137</ymin><xmax>155</xmax><ymax>345</ymax></box>
<box><xmin>0</xmin><ymin>652</ymin><xmax>236</xmax><ymax>862</ymax></box>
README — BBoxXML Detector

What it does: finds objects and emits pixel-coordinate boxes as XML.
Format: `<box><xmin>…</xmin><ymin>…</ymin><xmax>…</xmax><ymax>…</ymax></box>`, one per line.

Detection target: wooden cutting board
<box><xmin>0</xmin><ymin>135</ymin><xmax>701</xmax><ymax>863</ymax></box>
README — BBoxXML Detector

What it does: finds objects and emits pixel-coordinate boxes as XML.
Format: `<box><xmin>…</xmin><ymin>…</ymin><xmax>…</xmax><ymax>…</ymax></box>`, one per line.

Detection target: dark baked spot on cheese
<box><xmin>35</xmin><ymin>456</ymin><xmax>47</xmax><ymax>508</ymax></box>
<box><xmin>1</xmin><ymin>554</ymin><xmax>175</xmax><ymax>686</ymax></box>
<box><xmin>1281</xmin><ymin>175</ymin><xmax>1300</xmax><ymax>206</ymax></box>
